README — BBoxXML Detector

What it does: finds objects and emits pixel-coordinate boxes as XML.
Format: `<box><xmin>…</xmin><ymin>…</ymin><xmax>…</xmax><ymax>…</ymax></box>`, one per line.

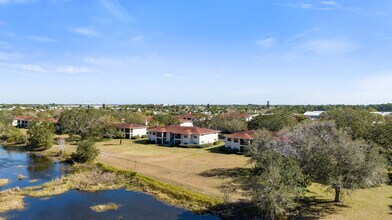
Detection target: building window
<box><xmin>234</xmin><ymin>138</ymin><xmax>239</xmax><ymax>143</ymax></box>
<box><xmin>193</xmin><ymin>135</ymin><xmax>197</xmax><ymax>139</ymax></box>
<box><xmin>152</xmin><ymin>132</ymin><xmax>156</xmax><ymax>135</ymax></box>
<box><xmin>184</xmin><ymin>135</ymin><xmax>188</xmax><ymax>138</ymax></box>
<box><xmin>227</xmin><ymin>138</ymin><xmax>232</xmax><ymax>141</ymax></box>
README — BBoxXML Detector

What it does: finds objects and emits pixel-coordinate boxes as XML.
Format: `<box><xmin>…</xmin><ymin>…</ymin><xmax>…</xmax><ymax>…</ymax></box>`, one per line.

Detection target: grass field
<box><xmin>45</xmin><ymin>138</ymin><xmax>392</xmax><ymax>219</ymax></box>
<box><xmin>48</xmin><ymin>138</ymin><xmax>250</xmax><ymax>199</ymax></box>
<box><xmin>302</xmin><ymin>184</ymin><xmax>392</xmax><ymax>220</ymax></box>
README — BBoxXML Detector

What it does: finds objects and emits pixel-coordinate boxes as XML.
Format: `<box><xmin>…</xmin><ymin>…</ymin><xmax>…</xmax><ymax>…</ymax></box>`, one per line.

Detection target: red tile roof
<box><xmin>114</xmin><ymin>123</ymin><xmax>148</xmax><ymax>129</ymax></box>
<box><xmin>14</xmin><ymin>116</ymin><xmax>58</xmax><ymax>124</ymax></box>
<box><xmin>149</xmin><ymin>125</ymin><xmax>219</xmax><ymax>135</ymax></box>
<box><xmin>144</xmin><ymin>116</ymin><xmax>192</xmax><ymax>124</ymax></box>
<box><xmin>226</xmin><ymin>130</ymin><xmax>290</xmax><ymax>143</ymax></box>
<box><xmin>226</xmin><ymin>130</ymin><xmax>256</xmax><ymax>139</ymax></box>
<box><xmin>14</xmin><ymin>116</ymin><xmax>36</xmax><ymax>121</ymax></box>
<box><xmin>176</xmin><ymin>116</ymin><xmax>192</xmax><ymax>123</ymax></box>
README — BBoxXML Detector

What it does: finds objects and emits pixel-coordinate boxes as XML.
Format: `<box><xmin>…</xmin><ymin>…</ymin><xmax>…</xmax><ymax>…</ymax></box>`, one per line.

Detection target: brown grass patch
<box><xmin>24</xmin><ymin>164</ymin><xmax>125</xmax><ymax>198</ymax></box>
<box><xmin>90</xmin><ymin>203</ymin><xmax>119</xmax><ymax>212</ymax></box>
<box><xmin>0</xmin><ymin>179</ymin><xmax>9</xmax><ymax>187</ymax></box>
<box><xmin>0</xmin><ymin>189</ymin><xmax>24</xmax><ymax>213</ymax></box>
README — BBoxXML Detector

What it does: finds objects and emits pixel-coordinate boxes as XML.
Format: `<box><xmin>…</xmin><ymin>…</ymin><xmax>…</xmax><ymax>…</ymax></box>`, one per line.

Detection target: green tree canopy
<box><xmin>59</xmin><ymin>109</ymin><xmax>116</xmax><ymax>139</ymax></box>
<box><xmin>148</xmin><ymin>114</ymin><xmax>180</xmax><ymax>127</ymax></box>
<box><xmin>27</xmin><ymin>121</ymin><xmax>55</xmax><ymax>150</ymax></box>
<box><xmin>244</xmin><ymin>130</ymin><xmax>307</xmax><ymax>219</ymax></box>
<box><xmin>248</xmin><ymin>110</ymin><xmax>297</xmax><ymax>131</ymax></box>
<box><xmin>287</xmin><ymin>121</ymin><xmax>387</xmax><ymax>202</ymax></box>
<box><xmin>320</xmin><ymin>108</ymin><xmax>382</xmax><ymax>139</ymax></box>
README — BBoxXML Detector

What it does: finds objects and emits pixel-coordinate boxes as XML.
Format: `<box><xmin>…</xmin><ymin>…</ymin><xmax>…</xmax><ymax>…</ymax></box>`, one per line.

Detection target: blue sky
<box><xmin>0</xmin><ymin>0</ymin><xmax>391</xmax><ymax>104</ymax></box>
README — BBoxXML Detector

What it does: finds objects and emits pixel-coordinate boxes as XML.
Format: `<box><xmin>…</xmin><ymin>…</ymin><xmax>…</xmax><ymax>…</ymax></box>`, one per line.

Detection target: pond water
<box><xmin>0</xmin><ymin>145</ymin><xmax>71</xmax><ymax>190</ymax></box>
<box><xmin>0</xmin><ymin>145</ymin><xmax>219</xmax><ymax>220</ymax></box>
<box><xmin>1</xmin><ymin>189</ymin><xmax>218</xmax><ymax>220</ymax></box>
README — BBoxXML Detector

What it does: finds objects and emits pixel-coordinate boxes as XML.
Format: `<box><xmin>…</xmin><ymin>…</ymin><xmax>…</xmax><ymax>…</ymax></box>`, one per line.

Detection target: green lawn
<box><xmin>300</xmin><ymin>183</ymin><xmax>392</xmax><ymax>219</ymax></box>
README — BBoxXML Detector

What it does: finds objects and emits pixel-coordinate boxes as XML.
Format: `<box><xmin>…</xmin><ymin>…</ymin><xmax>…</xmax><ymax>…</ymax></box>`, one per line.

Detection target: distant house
<box><xmin>176</xmin><ymin>117</ymin><xmax>194</xmax><ymax>127</ymax></box>
<box><xmin>114</xmin><ymin>124</ymin><xmax>148</xmax><ymax>139</ymax></box>
<box><xmin>177</xmin><ymin>113</ymin><xmax>199</xmax><ymax>122</ymax></box>
<box><xmin>12</xmin><ymin>116</ymin><xmax>59</xmax><ymax>129</ymax></box>
<box><xmin>371</xmin><ymin>112</ymin><xmax>392</xmax><ymax>117</ymax></box>
<box><xmin>303</xmin><ymin>111</ymin><xmax>325</xmax><ymax>120</ymax></box>
<box><xmin>219</xmin><ymin>113</ymin><xmax>258</xmax><ymax>122</ymax></box>
<box><xmin>224</xmin><ymin>130</ymin><xmax>256</xmax><ymax>151</ymax></box>
<box><xmin>148</xmin><ymin>125</ymin><xmax>219</xmax><ymax>145</ymax></box>
<box><xmin>145</xmin><ymin>115</ymin><xmax>194</xmax><ymax>127</ymax></box>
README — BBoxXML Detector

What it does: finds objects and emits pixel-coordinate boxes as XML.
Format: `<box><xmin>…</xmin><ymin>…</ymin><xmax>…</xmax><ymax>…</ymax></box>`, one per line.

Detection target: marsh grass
<box><xmin>96</xmin><ymin>163</ymin><xmax>222</xmax><ymax>212</ymax></box>
<box><xmin>0</xmin><ymin>179</ymin><xmax>9</xmax><ymax>187</ymax></box>
<box><xmin>90</xmin><ymin>203</ymin><xmax>119</xmax><ymax>212</ymax></box>
<box><xmin>0</xmin><ymin>188</ymin><xmax>24</xmax><ymax>213</ymax></box>
<box><xmin>1</xmin><ymin>163</ymin><xmax>221</xmax><ymax>215</ymax></box>
<box><xmin>23</xmin><ymin>164</ymin><xmax>125</xmax><ymax>198</ymax></box>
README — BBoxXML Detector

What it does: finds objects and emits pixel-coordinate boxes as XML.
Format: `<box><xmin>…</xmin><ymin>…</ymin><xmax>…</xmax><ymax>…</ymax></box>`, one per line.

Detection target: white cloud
<box><xmin>28</xmin><ymin>36</ymin><xmax>58</xmax><ymax>43</ymax></box>
<box><xmin>70</xmin><ymin>27</ymin><xmax>99</xmax><ymax>36</ymax></box>
<box><xmin>164</xmin><ymin>73</ymin><xmax>175</xmax><ymax>78</ymax></box>
<box><xmin>321</xmin><ymin>1</ymin><xmax>338</xmax><ymax>6</ymax></box>
<box><xmin>130</xmin><ymin>35</ymin><xmax>144</xmax><ymax>43</ymax></box>
<box><xmin>0</xmin><ymin>0</ymin><xmax>33</xmax><ymax>4</ymax></box>
<box><xmin>300</xmin><ymin>3</ymin><xmax>314</xmax><ymax>9</ymax></box>
<box><xmin>21</xmin><ymin>64</ymin><xmax>47</xmax><ymax>73</ymax></box>
<box><xmin>56</xmin><ymin>66</ymin><xmax>90</xmax><ymax>74</ymax></box>
<box><xmin>295</xmin><ymin>39</ymin><xmax>358</xmax><ymax>55</ymax></box>
<box><xmin>256</xmin><ymin>38</ymin><xmax>277</xmax><ymax>48</ymax></box>
<box><xmin>82</xmin><ymin>56</ymin><xmax>145</xmax><ymax>67</ymax></box>
<box><xmin>83</xmin><ymin>56</ymin><xmax>125</xmax><ymax>66</ymax></box>
<box><xmin>100</xmin><ymin>0</ymin><xmax>130</xmax><ymax>22</ymax></box>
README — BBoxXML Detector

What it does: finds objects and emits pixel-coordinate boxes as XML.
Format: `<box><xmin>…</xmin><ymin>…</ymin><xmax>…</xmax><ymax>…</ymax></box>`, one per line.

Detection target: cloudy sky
<box><xmin>0</xmin><ymin>0</ymin><xmax>391</xmax><ymax>104</ymax></box>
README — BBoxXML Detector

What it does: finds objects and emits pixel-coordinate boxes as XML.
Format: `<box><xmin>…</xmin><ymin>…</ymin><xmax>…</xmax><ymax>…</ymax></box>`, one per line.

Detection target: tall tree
<box><xmin>27</xmin><ymin>121</ymin><xmax>55</xmax><ymax>150</ymax></box>
<box><xmin>249</xmin><ymin>110</ymin><xmax>297</xmax><ymax>131</ymax></box>
<box><xmin>59</xmin><ymin>109</ymin><xmax>116</xmax><ymax>139</ymax></box>
<box><xmin>287</xmin><ymin>122</ymin><xmax>387</xmax><ymax>202</ymax></box>
<box><xmin>244</xmin><ymin>130</ymin><xmax>306</xmax><ymax>219</ymax></box>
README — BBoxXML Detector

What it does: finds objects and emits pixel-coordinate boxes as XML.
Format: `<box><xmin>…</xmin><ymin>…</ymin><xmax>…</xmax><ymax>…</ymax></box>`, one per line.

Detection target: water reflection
<box><xmin>0</xmin><ymin>145</ymin><xmax>70</xmax><ymax>190</ymax></box>
<box><xmin>1</xmin><ymin>189</ymin><xmax>219</xmax><ymax>220</ymax></box>
<box><xmin>0</xmin><ymin>146</ymin><xmax>219</xmax><ymax>219</ymax></box>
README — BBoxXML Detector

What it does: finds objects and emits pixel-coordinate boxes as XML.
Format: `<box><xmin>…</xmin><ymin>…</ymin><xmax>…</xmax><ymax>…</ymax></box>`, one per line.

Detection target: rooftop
<box><xmin>149</xmin><ymin>125</ymin><xmax>219</xmax><ymax>135</ymax></box>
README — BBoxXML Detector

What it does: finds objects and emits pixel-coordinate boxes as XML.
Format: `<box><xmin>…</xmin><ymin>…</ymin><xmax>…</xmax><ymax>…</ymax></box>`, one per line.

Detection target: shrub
<box><xmin>198</xmin><ymin>143</ymin><xmax>213</xmax><ymax>148</ymax></box>
<box><xmin>213</xmin><ymin>140</ymin><xmax>223</xmax><ymax>146</ymax></box>
<box><xmin>73</xmin><ymin>139</ymin><xmax>100</xmax><ymax>163</ymax></box>
<box><xmin>178</xmin><ymin>144</ymin><xmax>198</xmax><ymax>148</ymax></box>
<box><xmin>3</xmin><ymin>127</ymin><xmax>27</xmax><ymax>144</ymax></box>
<box><xmin>146</xmin><ymin>140</ymin><xmax>155</xmax><ymax>144</ymax></box>
<box><xmin>219</xmin><ymin>146</ymin><xmax>240</xmax><ymax>154</ymax></box>
<box><xmin>132</xmin><ymin>135</ymin><xmax>141</xmax><ymax>140</ymax></box>
<box><xmin>114</xmin><ymin>131</ymin><xmax>125</xmax><ymax>139</ymax></box>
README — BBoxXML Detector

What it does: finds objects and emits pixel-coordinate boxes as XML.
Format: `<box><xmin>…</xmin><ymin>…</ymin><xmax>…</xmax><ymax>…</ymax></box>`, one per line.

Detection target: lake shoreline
<box><xmin>0</xmin><ymin>144</ymin><xmax>223</xmax><ymax>217</ymax></box>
